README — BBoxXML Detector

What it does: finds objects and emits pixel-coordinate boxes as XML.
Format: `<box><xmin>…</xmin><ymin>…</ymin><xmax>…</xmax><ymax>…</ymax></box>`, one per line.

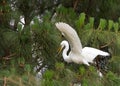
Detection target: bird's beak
<box><xmin>57</xmin><ymin>45</ymin><xmax>63</xmax><ymax>55</ymax></box>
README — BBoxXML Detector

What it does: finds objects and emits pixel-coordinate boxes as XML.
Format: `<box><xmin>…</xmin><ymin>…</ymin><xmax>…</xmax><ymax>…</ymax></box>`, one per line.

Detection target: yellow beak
<box><xmin>57</xmin><ymin>45</ymin><xmax>63</xmax><ymax>55</ymax></box>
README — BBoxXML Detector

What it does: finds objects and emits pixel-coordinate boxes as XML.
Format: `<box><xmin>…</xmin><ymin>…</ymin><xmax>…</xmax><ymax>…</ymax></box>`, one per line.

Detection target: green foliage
<box><xmin>18</xmin><ymin>57</ymin><xmax>25</xmax><ymax>65</ymax></box>
<box><xmin>0</xmin><ymin>70</ymin><xmax>10</xmax><ymax>77</ymax></box>
<box><xmin>113</xmin><ymin>22</ymin><xmax>119</xmax><ymax>33</ymax></box>
<box><xmin>103</xmin><ymin>71</ymin><xmax>120</xmax><ymax>86</ymax></box>
<box><xmin>43</xmin><ymin>70</ymin><xmax>54</xmax><ymax>80</ymax></box>
<box><xmin>109</xmin><ymin>56</ymin><xmax>120</xmax><ymax>75</ymax></box>
<box><xmin>31</xmin><ymin>15</ymin><xmax>61</xmax><ymax>69</ymax></box>
<box><xmin>55</xmin><ymin>62</ymin><xmax>64</xmax><ymax>72</ymax></box>
<box><xmin>84</xmin><ymin>17</ymin><xmax>94</xmax><ymax>29</ymax></box>
<box><xmin>0</xmin><ymin>1</ymin><xmax>120</xmax><ymax>86</ymax></box>
<box><xmin>79</xmin><ymin>66</ymin><xmax>86</xmax><ymax>75</ymax></box>
<box><xmin>98</xmin><ymin>18</ymin><xmax>107</xmax><ymax>30</ymax></box>
<box><xmin>106</xmin><ymin>71</ymin><xmax>116</xmax><ymax>81</ymax></box>
<box><xmin>108</xmin><ymin>20</ymin><xmax>114</xmax><ymax>30</ymax></box>
<box><xmin>76</xmin><ymin>12</ymin><xmax>86</xmax><ymax>29</ymax></box>
<box><xmin>25</xmin><ymin>64</ymin><xmax>31</xmax><ymax>72</ymax></box>
<box><xmin>119</xmin><ymin>17</ymin><xmax>120</xmax><ymax>25</ymax></box>
<box><xmin>56</xmin><ymin>5</ymin><xmax>77</xmax><ymax>24</ymax></box>
<box><xmin>17</xmin><ymin>23</ymin><xmax>23</xmax><ymax>32</ymax></box>
<box><xmin>89</xmin><ymin>17</ymin><xmax>95</xmax><ymax>29</ymax></box>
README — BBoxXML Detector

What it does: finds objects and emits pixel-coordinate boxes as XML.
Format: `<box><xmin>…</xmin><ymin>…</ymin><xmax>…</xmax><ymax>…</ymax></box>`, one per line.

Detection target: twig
<box><xmin>6</xmin><ymin>77</ymin><xmax>23</xmax><ymax>85</ymax></box>
<box><xmin>3</xmin><ymin>77</ymin><xmax>7</xmax><ymax>86</ymax></box>
<box><xmin>73</xmin><ymin>0</ymin><xmax>79</xmax><ymax>10</ymax></box>
<box><xmin>2</xmin><ymin>53</ymin><xmax>16</xmax><ymax>60</ymax></box>
<box><xmin>100</xmin><ymin>39</ymin><xmax>114</xmax><ymax>48</ymax></box>
<box><xmin>19</xmin><ymin>20</ymin><xmax>25</xmax><ymax>25</ymax></box>
<box><xmin>19</xmin><ymin>78</ymin><xmax>22</xmax><ymax>86</ymax></box>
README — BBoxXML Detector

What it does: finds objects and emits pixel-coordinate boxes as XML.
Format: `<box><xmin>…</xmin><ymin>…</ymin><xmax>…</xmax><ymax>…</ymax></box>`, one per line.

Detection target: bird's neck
<box><xmin>62</xmin><ymin>44</ymin><xmax>69</xmax><ymax>59</ymax></box>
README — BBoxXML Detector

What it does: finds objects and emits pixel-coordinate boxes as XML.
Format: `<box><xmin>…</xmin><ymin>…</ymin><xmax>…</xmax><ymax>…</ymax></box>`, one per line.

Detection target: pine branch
<box><xmin>100</xmin><ymin>39</ymin><xmax>114</xmax><ymax>48</ymax></box>
<box><xmin>2</xmin><ymin>53</ymin><xmax>16</xmax><ymax>60</ymax></box>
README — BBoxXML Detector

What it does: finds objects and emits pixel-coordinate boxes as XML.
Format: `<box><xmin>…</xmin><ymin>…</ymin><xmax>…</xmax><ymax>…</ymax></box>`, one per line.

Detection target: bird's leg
<box><xmin>83</xmin><ymin>59</ymin><xmax>90</xmax><ymax>66</ymax></box>
<box><xmin>97</xmin><ymin>70</ymin><xmax>103</xmax><ymax>78</ymax></box>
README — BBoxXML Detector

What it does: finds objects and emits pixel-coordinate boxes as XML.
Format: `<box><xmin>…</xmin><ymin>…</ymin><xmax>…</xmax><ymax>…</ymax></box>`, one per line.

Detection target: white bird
<box><xmin>59</xmin><ymin>40</ymin><xmax>109</xmax><ymax>65</ymax></box>
<box><xmin>55</xmin><ymin>22</ymin><xmax>110</xmax><ymax>77</ymax></box>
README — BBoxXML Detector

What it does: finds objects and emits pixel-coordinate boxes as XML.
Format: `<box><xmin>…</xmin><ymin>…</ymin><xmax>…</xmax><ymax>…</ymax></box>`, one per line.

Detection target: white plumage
<box><xmin>82</xmin><ymin>47</ymin><xmax>109</xmax><ymax>63</ymax></box>
<box><xmin>60</xmin><ymin>40</ymin><xmax>72</xmax><ymax>63</ymax></box>
<box><xmin>55</xmin><ymin>22</ymin><xmax>110</xmax><ymax>77</ymax></box>
<box><xmin>56</xmin><ymin>22</ymin><xmax>110</xmax><ymax>65</ymax></box>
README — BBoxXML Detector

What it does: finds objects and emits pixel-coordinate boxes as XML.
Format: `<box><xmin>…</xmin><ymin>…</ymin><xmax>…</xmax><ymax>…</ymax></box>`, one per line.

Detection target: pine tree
<box><xmin>0</xmin><ymin>0</ymin><xmax>120</xmax><ymax>86</ymax></box>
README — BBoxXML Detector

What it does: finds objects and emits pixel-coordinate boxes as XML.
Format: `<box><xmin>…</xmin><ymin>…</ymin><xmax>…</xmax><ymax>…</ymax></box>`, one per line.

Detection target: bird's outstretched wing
<box><xmin>55</xmin><ymin>22</ymin><xmax>82</xmax><ymax>53</ymax></box>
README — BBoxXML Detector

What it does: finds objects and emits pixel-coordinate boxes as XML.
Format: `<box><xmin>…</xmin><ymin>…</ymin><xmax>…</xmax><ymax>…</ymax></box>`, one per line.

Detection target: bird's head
<box><xmin>57</xmin><ymin>40</ymin><xmax>69</xmax><ymax>54</ymax></box>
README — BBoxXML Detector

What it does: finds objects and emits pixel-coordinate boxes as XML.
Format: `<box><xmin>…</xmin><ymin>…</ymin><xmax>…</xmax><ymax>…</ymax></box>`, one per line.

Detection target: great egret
<box><xmin>55</xmin><ymin>22</ymin><xmax>110</xmax><ymax>77</ymax></box>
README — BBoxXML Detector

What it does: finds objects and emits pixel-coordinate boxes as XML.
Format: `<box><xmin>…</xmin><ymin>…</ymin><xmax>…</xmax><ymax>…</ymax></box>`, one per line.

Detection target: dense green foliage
<box><xmin>0</xmin><ymin>0</ymin><xmax>120</xmax><ymax>86</ymax></box>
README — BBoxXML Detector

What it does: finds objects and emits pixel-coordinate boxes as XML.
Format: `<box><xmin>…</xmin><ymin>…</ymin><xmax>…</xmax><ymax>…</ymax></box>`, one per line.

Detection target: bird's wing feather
<box><xmin>55</xmin><ymin>22</ymin><xmax>82</xmax><ymax>53</ymax></box>
<box><xmin>82</xmin><ymin>47</ymin><xmax>110</xmax><ymax>63</ymax></box>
